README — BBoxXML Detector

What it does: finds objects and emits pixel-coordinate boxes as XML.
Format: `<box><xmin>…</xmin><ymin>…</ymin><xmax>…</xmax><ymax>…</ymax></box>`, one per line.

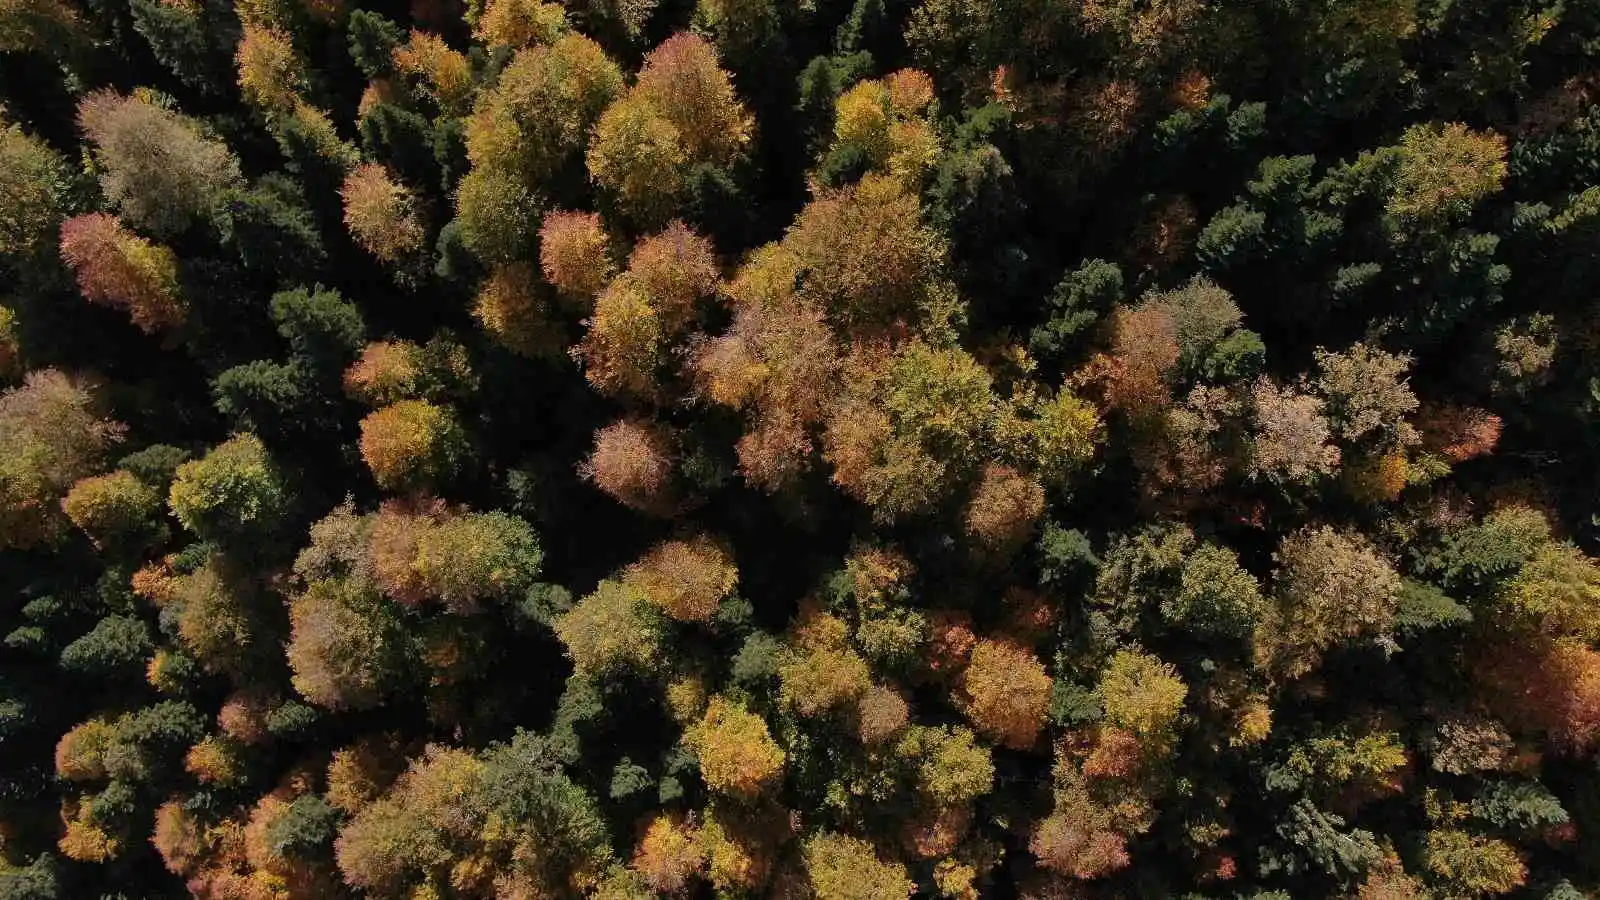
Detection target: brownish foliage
<box><xmin>341</xmin><ymin>163</ymin><xmax>425</xmax><ymax>262</ymax></box>
<box><xmin>474</xmin><ymin>263</ymin><xmax>563</xmax><ymax>358</ymax></box>
<box><xmin>961</xmin><ymin>639</ymin><xmax>1052</xmax><ymax>750</ymax></box>
<box><xmin>1417</xmin><ymin>403</ymin><xmax>1503</xmax><ymax>463</ymax></box>
<box><xmin>627</xmin><ymin>221</ymin><xmax>719</xmax><ymax>330</ymax></box>
<box><xmin>622</xmin><ymin>535</ymin><xmax>737</xmax><ymax>622</ymax></box>
<box><xmin>59</xmin><ymin>213</ymin><xmax>185</xmax><ymax>332</ymax></box>
<box><xmin>538</xmin><ymin>210</ymin><xmax>614</xmax><ymax>303</ymax></box>
<box><xmin>964</xmin><ymin>463</ymin><xmax>1046</xmax><ymax>558</ymax></box>
<box><xmin>1103</xmin><ymin>305</ymin><xmax>1179</xmax><ymax>412</ymax></box>
<box><xmin>580</xmin><ymin>418</ymin><xmax>677</xmax><ymax>515</ymax></box>
<box><xmin>632</xmin><ymin>814</ymin><xmax>705</xmax><ymax>894</ymax></box>
<box><xmin>924</xmin><ymin>610</ymin><xmax>977</xmax><ymax>682</ymax></box>
<box><xmin>1481</xmin><ymin>639</ymin><xmax>1600</xmax><ymax>754</ymax></box>
<box><xmin>856</xmin><ymin>684</ymin><xmax>911</xmax><ymax>745</ymax></box>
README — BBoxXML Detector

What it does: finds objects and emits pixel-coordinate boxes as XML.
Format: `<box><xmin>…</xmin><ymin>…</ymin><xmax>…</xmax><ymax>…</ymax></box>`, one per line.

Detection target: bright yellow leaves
<box><xmin>831</xmin><ymin>69</ymin><xmax>941</xmax><ymax>188</ymax></box>
<box><xmin>587</xmin><ymin>32</ymin><xmax>751</xmax><ymax>224</ymax></box>
<box><xmin>1097</xmin><ymin>650</ymin><xmax>1187</xmax><ymax>751</ymax></box>
<box><xmin>685</xmin><ymin>696</ymin><xmax>785</xmax><ymax>798</ymax></box>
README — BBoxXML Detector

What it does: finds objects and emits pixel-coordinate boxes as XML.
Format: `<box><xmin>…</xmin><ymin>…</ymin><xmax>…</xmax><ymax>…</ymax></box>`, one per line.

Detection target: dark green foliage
<box><xmin>347</xmin><ymin>11</ymin><xmax>403</xmax><ymax>80</ymax></box>
<box><xmin>1030</xmin><ymin>259</ymin><xmax>1123</xmax><ymax>364</ymax></box>
<box><xmin>1393</xmin><ymin>580</ymin><xmax>1472</xmax><ymax>634</ymax></box>
<box><xmin>265</xmin><ymin>794</ymin><xmax>340</xmax><ymax>860</ymax></box>
<box><xmin>216</xmin><ymin>178</ymin><xmax>326</xmax><ymax>279</ymax></box>
<box><xmin>1263</xmin><ymin>799</ymin><xmax>1383</xmax><ymax>880</ymax></box>
<box><xmin>609</xmin><ymin>757</ymin><xmax>652</xmax><ymax>799</ymax></box>
<box><xmin>264</xmin><ymin>700</ymin><xmax>319</xmax><ymax>738</ymax></box>
<box><xmin>270</xmin><ymin>285</ymin><xmax>366</xmax><ymax>371</ymax></box>
<box><xmin>58</xmin><ymin>616</ymin><xmax>153</xmax><ymax>676</ymax></box>
<box><xmin>1472</xmin><ymin>780</ymin><xmax>1569</xmax><ymax>835</ymax></box>
<box><xmin>117</xmin><ymin>445</ymin><xmax>189</xmax><ymax>489</ymax></box>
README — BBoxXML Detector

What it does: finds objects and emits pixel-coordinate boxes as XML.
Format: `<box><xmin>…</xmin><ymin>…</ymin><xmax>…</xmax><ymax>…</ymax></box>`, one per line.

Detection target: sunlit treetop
<box><xmin>828</xmin><ymin>69</ymin><xmax>941</xmax><ymax>188</ymax></box>
<box><xmin>0</xmin><ymin>117</ymin><xmax>71</xmax><ymax>260</ymax></box>
<box><xmin>59</xmin><ymin>214</ymin><xmax>186</xmax><ymax>333</ymax></box>
<box><xmin>392</xmin><ymin>30</ymin><xmax>473</xmax><ymax>115</ymax></box>
<box><xmin>472</xmin><ymin>0</ymin><xmax>568</xmax><ymax>49</ymax></box>
<box><xmin>76</xmin><ymin>90</ymin><xmax>243</xmax><ymax>237</ymax></box>
<box><xmin>685</xmin><ymin>695</ymin><xmax>785</xmax><ymax>798</ymax></box>
<box><xmin>0</xmin><ymin>370</ymin><xmax>124</xmax><ymax>550</ymax></box>
<box><xmin>466</xmin><ymin>34</ymin><xmax>625</xmax><ymax>182</ymax></box>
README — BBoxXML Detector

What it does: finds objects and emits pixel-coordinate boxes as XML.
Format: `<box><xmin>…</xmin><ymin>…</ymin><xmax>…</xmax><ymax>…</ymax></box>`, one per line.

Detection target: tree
<box><xmin>474</xmin><ymin>0</ymin><xmax>568</xmax><ymax>49</ymax></box>
<box><xmin>474</xmin><ymin>263</ymin><xmax>564</xmax><ymax>358</ymax></box>
<box><xmin>1388</xmin><ymin>123</ymin><xmax>1508</xmax><ymax>226</ymax></box>
<box><xmin>961</xmin><ymin>639</ymin><xmax>1051</xmax><ymax>750</ymax></box>
<box><xmin>803</xmin><ymin>832</ymin><xmax>914</xmax><ymax>900</ymax></box>
<box><xmin>357</xmin><ymin>400</ymin><xmax>468</xmax><ymax>491</ymax></box>
<box><xmin>780</xmin><ymin>174</ymin><xmax>947</xmax><ymax>330</ymax></box>
<box><xmin>587</xmin><ymin>94</ymin><xmax>692</xmax><ymax>226</ymax></box>
<box><xmin>581</xmin><ymin>418</ymin><xmax>677</xmax><ymax>515</ymax></box>
<box><xmin>1495</xmin><ymin>542</ymin><xmax>1600</xmax><ymax>642</ymax></box>
<box><xmin>1480</xmin><ymin>638</ymin><xmax>1600</xmax><ymax>754</ymax></box>
<box><xmin>1246</xmin><ymin>378</ymin><xmax>1341</xmax><ymax>486</ymax></box>
<box><xmin>344</xmin><ymin>340</ymin><xmax>424</xmax><ymax>406</ymax></box>
<box><xmin>622</xmin><ymin>536</ymin><xmax>737</xmax><ymax>623</ymax></box>
<box><xmin>236</xmin><ymin>23</ymin><xmax>305</xmax><ymax>113</ymax></box>
<box><xmin>778</xmin><ymin>616</ymin><xmax>871</xmax><ymax>717</ymax></box>
<box><xmin>174</xmin><ymin>558</ymin><xmax>279</xmax><ymax>676</ymax></box>
<box><xmin>586</xmin><ymin>33</ymin><xmax>751</xmax><ymax>226</ymax></box>
<box><xmin>1421</xmin><ymin>829</ymin><xmax>1526</xmax><ymax>897</ymax></box>
<box><xmin>964</xmin><ymin>463</ymin><xmax>1045</xmax><ymax>558</ymax></box>
<box><xmin>896</xmin><ymin>724</ymin><xmax>994</xmax><ymax>808</ymax></box>
<box><xmin>826</xmin><ymin>69</ymin><xmax>941</xmax><ymax>188</ymax></box>
<box><xmin>342</xmin><ymin>163</ymin><xmax>425</xmax><ymax>262</ymax></box>
<box><xmin>539</xmin><ymin>210</ymin><xmax>614</xmax><ymax>302</ymax></box>
<box><xmin>59</xmin><ymin>615</ymin><xmax>154</xmax><ymax>676</ymax></box>
<box><xmin>685</xmin><ymin>696</ymin><xmax>784</xmax><ymax>798</ymax></box>
<box><xmin>578</xmin><ymin>275</ymin><xmax>668</xmax><ymax>399</ymax></box>
<box><xmin>1309</xmin><ymin>343</ymin><xmax>1419</xmax><ymax>449</ymax></box>
<box><xmin>1096</xmin><ymin>650</ymin><xmax>1186</xmax><ymax>750</ymax></box>
<box><xmin>287</xmin><ymin>577</ymin><xmax>410</xmax><ymax>710</ymax></box>
<box><xmin>824</xmin><ymin>342</ymin><xmax>996</xmax><ymax>522</ymax></box>
<box><xmin>1257</xmin><ymin>527</ymin><xmax>1402</xmax><ymax>680</ymax></box>
<box><xmin>61</xmin><ymin>469</ymin><xmax>160</xmax><ymax>547</ymax></box>
<box><xmin>454</xmin><ymin>165</ymin><xmax>543</xmax><ymax>265</ymax></box>
<box><xmin>0</xmin><ymin>370</ymin><xmax>125</xmax><ymax>550</ymax></box>
<box><xmin>626</xmin><ymin>221</ymin><xmax>718</xmax><ymax>331</ymax></box>
<box><xmin>411</xmin><ymin>510</ymin><xmax>543</xmax><ymax>612</ymax></box>
<box><xmin>168</xmin><ymin>433</ymin><xmax>288</xmax><ymax>542</ymax></box>
<box><xmin>392</xmin><ymin>30</ymin><xmax>473</xmax><ymax>114</ymax></box>
<box><xmin>0</xmin><ymin>118</ymin><xmax>71</xmax><ymax>260</ymax></box>
<box><xmin>58</xmin><ymin>214</ymin><xmax>185</xmax><ymax>333</ymax></box>
<box><xmin>76</xmin><ymin>90</ymin><xmax>243</xmax><ymax>236</ymax></box>
<box><xmin>554</xmin><ymin>580</ymin><xmax>665</xmax><ymax>677</ymax></box>
<box><xmin>631</xmin><ymin>33</ymin><xmax>752</xmax><ymax>166</ymax></box>
<box><xmin>465</xmin><ymin>34</ymin><xmax>624</xmax><ymax>183</ymax></box>
<box><xmin>631</xmin><ymin>814</ymin><xmax>704</xmax><ymax>894</ymax></box>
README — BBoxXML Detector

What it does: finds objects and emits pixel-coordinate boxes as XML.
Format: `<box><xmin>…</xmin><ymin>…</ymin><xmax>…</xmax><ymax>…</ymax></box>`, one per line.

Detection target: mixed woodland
<box><xmin>3</xmin><ymin>0</ymin><xmax>1600</xmax><ymax>896</ymax></box>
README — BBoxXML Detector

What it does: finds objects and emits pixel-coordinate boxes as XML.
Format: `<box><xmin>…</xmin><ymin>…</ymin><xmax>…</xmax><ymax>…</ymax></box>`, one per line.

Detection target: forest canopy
<box><xmin>3</xmin><ymin>0</ymin><xmax>1600</xmax><ymax>897</ymax></box>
